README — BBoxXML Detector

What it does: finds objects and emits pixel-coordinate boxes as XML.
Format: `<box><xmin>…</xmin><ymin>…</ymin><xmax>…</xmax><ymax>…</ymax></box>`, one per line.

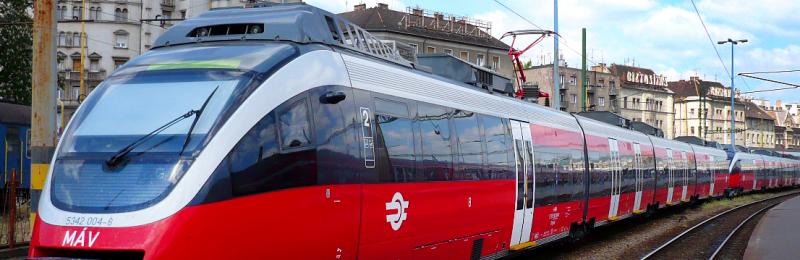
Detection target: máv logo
<box><xmin>385</xmin><ymin>192</ymin><xmax>409</xmax><ymax>231</ymax></box>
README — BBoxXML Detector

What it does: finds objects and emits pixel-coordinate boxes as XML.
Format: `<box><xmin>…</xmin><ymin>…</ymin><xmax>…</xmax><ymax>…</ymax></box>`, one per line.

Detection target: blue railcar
<box><xmin>0</xmin><ymin>102</ymin><xmax>32</xmax><ymax>189</ymax></box>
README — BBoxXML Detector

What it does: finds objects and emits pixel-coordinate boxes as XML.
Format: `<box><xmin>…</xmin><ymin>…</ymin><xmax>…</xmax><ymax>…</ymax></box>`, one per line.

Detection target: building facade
<box><xmin>522</xmin><ymin>63</ymin><xmax>617</xmax><ymax>112</ymax></box>
<box><xmin>770</xmin><ymin>109</ymin><xmax>800</xmax><ymax>150</ymax></box>
<box><xmin>339</xmin><ymin>4</ymin><xmax>513</xmax><ymax>80</ymax></box>
<box><xmin>609</xmin><ymin>64</ymin><xmax>674</xmax><ymax>138</ymax></box>
<box><xmin>668</xmin><ymin>77</ymin><xmax>748</xmax><ymax>146</ymax></box>
<box><xmin>55</xmin><ymin>0</ymin><xmax>300</xmax><ymax>128</ymax></box>
<box><xmin>743</xmin><ymin>102</ymin><xmax>776</xmax><ymax>148</ymax></box>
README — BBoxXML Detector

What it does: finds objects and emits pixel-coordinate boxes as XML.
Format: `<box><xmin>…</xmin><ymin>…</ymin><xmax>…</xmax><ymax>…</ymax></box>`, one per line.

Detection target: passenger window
<box><xmin>481</xmin><ymin>115</ymin><xmax>511</xmax><ymax>180</ymax></box>
<box><xmin>374</xmin><ymin>99</ymin><xmax>415</xmax><ymax>182</ymax></box>
<box><xmin>417</xmin><ymin>104</ymin><xmax>453</xmax><ymax>181</ymax></box>
<box><xmin>452</xmin><ymin>110</ymin><xmax>484</xmax><ymax>180</ymax></box>
<box><xmin>278</xmin><ymin>97</ymin><xmax>312</xmax><ymax>149</ymax></box>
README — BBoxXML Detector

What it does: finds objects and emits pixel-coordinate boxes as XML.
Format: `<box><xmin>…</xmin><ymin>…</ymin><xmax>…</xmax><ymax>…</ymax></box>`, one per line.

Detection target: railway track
<box><xmin>640</xmin><ymin>192</ymin><xmax>799</xmax><ymax>260</ymax></box>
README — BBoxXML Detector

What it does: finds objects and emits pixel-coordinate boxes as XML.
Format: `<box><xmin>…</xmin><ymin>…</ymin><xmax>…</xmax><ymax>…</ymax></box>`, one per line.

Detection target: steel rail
<box><xmin>640</xmin><ymin>192</ymin><xmax>799</xmax><ymax>260</ymax></box>
<box><xmin>708</xmin><ymin>200</ymin><xmax>783</xmax><ymax>260</ymax></box>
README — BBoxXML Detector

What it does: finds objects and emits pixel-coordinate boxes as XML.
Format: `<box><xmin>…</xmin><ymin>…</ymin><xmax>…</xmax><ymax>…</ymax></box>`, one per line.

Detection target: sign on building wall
<box><xmin>625</xmin><ymin>71</ymin><xmax>668</xmax><ymax>87</ymax></box>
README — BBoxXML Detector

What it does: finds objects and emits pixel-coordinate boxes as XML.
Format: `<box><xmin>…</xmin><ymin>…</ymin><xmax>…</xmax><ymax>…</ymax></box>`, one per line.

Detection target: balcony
<box><xmin>59</xmin><ymin>69</ymin><xmax>107</xmax><ymax>82</ymax></box>
<box><xmin>161</xmin><ymin>0</ymin><xmax>175</xmax><ymax>10</ymax></box>
<box><xmin>608</xmin><ymin>87</ymin><xmax>618</xmax><ymax>96</ymax></box>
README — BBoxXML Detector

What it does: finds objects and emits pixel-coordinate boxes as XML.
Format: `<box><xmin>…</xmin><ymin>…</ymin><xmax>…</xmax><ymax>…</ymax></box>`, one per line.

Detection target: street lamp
<box><xmin>717</xmin><ymin>38</ymin><xmax>747</xmax><ymax>150</ymax></box>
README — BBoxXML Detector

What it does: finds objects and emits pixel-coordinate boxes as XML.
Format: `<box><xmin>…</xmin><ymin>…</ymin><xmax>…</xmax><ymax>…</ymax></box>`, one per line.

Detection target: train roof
<box><xmin>152</xmin><ymin>3</ymin><xmax>411</xmax><ymax>67</ymax></box>
<box><xmin>0</xmin><ymin>102</ymin><xmax>30</xmax><ymax>126</ymax></box>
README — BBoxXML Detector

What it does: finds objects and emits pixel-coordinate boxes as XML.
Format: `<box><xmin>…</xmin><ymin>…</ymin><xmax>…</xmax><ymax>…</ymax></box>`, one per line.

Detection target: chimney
<box><xmin>434</xmin><ymin>12</ymin><xmax>444</xmax><ymax>21</ymax></box>
<box><xmin>690</xmin><ymin>76</ymin><xmax>699</xmax><ymax>81</ymax></box>
<box><xmin>777</xmin><ymin>100</ymin><xmax>783</xmax><ymax>110</ymax></box>
<box><xmin>354</xmin><ymin>3</ymin><xmax>366</xmax><ymax>11</ymax></box>
<box><xmin>377</xmin><ymin>3</ymin><xmax>388</xmax><ymax>9</ymax></box>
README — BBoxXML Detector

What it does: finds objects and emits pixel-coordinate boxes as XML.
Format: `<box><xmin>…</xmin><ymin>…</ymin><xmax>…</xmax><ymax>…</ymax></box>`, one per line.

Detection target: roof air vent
<box><xmin>188</xmin><ymin>23</ymin><xmax>264</xmax><ymax>37</ymax></box>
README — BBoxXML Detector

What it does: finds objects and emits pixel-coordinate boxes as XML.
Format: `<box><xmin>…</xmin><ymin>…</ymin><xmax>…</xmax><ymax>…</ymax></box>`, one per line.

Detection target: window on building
<box><xmin>89</xmin><ymin>58</ymin><xmax>99</xmax><ymax>71</ymax></box>
<box><xmin>569</xmin><ymin>75</ymin><xmax>577</xmax><ymax>85</ymax></box>
<box><xmin>72</xmin><ymin>32</ymin><xmax>81</xmax><ymax>47</ymax></box>
<box><xmin>570</xmin><ymin>94</ymin><xmax>577</xmax><ymax>104</ymax></box>
<box><xmin>115</xmin><ymin>8</ymin><xmax>124</xmax><ymax>21</ymax></box>
<box><xmin>113</xmin><ymin>58</ymin><xmax>128</xmax><ymax>70</ymax></box>
<box><xmin>476</xmin><ymin>54</ymin><xmax>485</xmax><ymax>66</ymax></box>
<box><xmin>459</xmin><ymin>51</ymin><xmax>468</xmax><ymax>60</ymax></box>
<box><xmin>89</xmin><ymin>7</ymin><xmax>95</xmax><ymax>19</ymax></box>
<box><xmin>444</xmin><ymin>49</ymin><xmax>453</xmax><ymax>55</ymax></box>
<box><xmin>58</xmin><ymin>31</ymin><xmax>66</xmax><ymax>46</ymax></box>
<box><xmin>426</xmin><ymin>46</ymin><xmax>436</xmax><ymax>54</ymax></box>
<box><xmin>492</xmin><ymin>56</ymin><xmax>499</xmax><ymax>70</ymax></box>
<box><xmin>598</xmin><ymin>97</ymin><xmax>605</xmax><ymax>107</ymax></box>
<box><xmin>56</xmin><ymin>6</ymin><xmax>61</xmax><ymax>20</ymax></box>
<box><xmin>72</xmin><ymin>6</ymin><xmax>80</xmax><ymax>20</ymax></box>
<box><xmin>559</xmin><ymin>74</ymin><xmax>565</xmax><ymax>87</ymax></box>
<box><xmin>690</xmin><ymin>108</ymin><xmax>695</xmax><ymax>115</ymax></box>
<box><xmin>180</xmin><ymin>9</ymin><xmax>187</xmax><ymax>19</ymax></box>
<box><xmin>408</xmin><ymin>43</ymin><xmax>418</xmax><ymax>53</ymax></box>
<box><xmin>71</xmin><ymin>86</ymin><xmax>80</xmax><ymax>100</ymax></box>
<box><xmin>94</xmin><ymin>7</ymin><xmax>101</xmax><ymax>20</ymax></box>
<box><xmin>114</xmin><ymin>30</ymin><xmax>129</xmax><ymax>49</ymax></box>
<box><xmin>691</xmin><ymin>126</ymin><xmax>695</xmax><ymax>135</ymax></box>
<box><xmin>623</xmin><ymin>97</ymin><xmax>628</xmax><ymax>109</ymax></box>
<box><xmin>58</xmin><ymin>6</ymin><xmax>67</xmax><ymax>20</ymax></box>
<box><xmin>71</xmin><ymin>57</ymin><xmax>81</xmax><ymax>71</ymax></box>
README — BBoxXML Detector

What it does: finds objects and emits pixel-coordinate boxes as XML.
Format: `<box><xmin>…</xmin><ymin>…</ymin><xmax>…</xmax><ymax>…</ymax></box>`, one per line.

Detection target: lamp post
<box><xmin>717</xmin><ymin>38</ymin><xmax>747</xmax><ymax>149</ymax></box>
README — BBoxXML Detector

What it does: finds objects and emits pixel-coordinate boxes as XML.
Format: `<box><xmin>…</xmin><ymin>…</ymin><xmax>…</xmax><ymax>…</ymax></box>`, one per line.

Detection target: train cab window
<box><xmin>278</xmin><ymin>97</ymin><xmax>313</xmax><ymax>149</ymax></box>
<box><xmin>732</xmin><ymin>160</ymin><xmax>741</xmax><ymax>174</ymax></box>
<box><xmin>374</xmin><ymin>98</ymin><xmax>416</xmax><ymax>182</ymax></box>
<box><xmin>417</xmin><ymin>104</ymin><xmax>453</xmax><ymax>181</ymax></box>
<box><xmin>452</xmin><ymin>110</ymin><xmax>484</xmax><ymax>180</ymax></box>
<box><xmin>480</xmin><ymin>115</ymin><xmax>512</xmax><ymax>180</ymax></box>
<box><xmin>228</xmin><ymin>94</ymin><xmax>317</xmax><ymax>197</ymax></box>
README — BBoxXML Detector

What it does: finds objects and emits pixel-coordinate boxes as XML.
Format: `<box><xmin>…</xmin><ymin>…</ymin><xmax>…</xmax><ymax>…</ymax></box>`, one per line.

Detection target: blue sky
<box><xmin>306</xmin><ymin>0</ymin><xmax>800</xmax><ymax>105</ymax></box>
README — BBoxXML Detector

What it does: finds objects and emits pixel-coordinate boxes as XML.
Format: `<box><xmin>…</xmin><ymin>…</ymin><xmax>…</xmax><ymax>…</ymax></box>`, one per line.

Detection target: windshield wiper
<box><xmin>179</xmin><ymin>86</ymin><xmax>219</xmax><ymax>156</ymax></box>
<box><xmin>105</xmin><ymin>109</ymin><xmax>199</xmax><ymax>168</ymax></box>
<box><xmin>105</xmin><ymin>87</ymin><xmax>220</xmax><ymax>168</ymax></box>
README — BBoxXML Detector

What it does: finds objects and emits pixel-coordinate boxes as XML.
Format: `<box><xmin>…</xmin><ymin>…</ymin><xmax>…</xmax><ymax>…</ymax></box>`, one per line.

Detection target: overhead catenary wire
<box><xmin>490</xmin><ymin>0</ymin><xmax>599</xmax><ymax>66</ymax></box>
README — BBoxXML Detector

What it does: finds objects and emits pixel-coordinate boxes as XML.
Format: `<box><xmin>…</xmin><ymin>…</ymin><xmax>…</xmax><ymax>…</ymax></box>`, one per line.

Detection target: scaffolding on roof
<box><xmin>400</xmin><ymin>7</ymin><xmax>492</xmax><ymax>39</ymax></box>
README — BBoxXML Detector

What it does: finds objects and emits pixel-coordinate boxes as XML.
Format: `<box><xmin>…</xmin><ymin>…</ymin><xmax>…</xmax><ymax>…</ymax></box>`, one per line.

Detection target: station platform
<box><xmin>744</xmin><ymin>195</ymin><xmax>800</xmax><ymax>260</ymax></box>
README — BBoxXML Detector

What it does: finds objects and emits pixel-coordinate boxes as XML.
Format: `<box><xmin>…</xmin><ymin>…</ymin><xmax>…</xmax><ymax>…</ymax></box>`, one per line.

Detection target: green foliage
<box><xmin>0</xmin><ymin>0</ymin><xmax>33</xmax><ymax>105</ymax></box>
<box><xmin>523</xmin><ymin>59</ymin><xmax>533</xmax><ymax>70</ymax></box>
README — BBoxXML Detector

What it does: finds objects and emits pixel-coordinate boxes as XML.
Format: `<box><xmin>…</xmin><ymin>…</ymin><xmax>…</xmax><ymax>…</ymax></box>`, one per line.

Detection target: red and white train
<box><xmin>30</xmin><ymin>4</ymin><xmax>799</xmax><ymax>259</ymax></box>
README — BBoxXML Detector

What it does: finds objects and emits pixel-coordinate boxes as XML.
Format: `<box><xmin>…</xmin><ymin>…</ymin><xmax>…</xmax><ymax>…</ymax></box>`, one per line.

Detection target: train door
<box><xmin>709</xmin><ymin>156</ymin><xmax>715</xmax><ymax>196</ymax></box>
<box><xmin>666</xmin><ymin>149</ymin><xmax>674</xmax><ymax>205</ymax></box>
<box><xmin>510</xmin><ymin>120</ymin><xmax>534</xmax><ymax>248</ymax></box>
<box><xmin>633</xmin><ymin>143</ymin><xmax>644</xmax><ymax>213</ymax></box>
<box><xmin>681</xmin><ymin>151</ymin><xmax>689</xmax><ymax>201</ymax></box>
<box><xmin>607</xmin><ymin>138</ymin><xmax>621</xmax><ymax>219</ymax></box>
<box><xmin>5</xmin><ymin>128</ymin><xmax>22</xmax><ymax>186</ymax></box>
<box><xmin>752</xmin><ymin>159</ymin><xmax>758</xmax><ymax>190</ymax></box>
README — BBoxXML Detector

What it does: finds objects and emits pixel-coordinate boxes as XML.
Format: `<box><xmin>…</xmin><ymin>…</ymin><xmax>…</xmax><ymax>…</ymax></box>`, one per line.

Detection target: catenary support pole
<box><xmin>553</xmin><ymin>0</ymin><xmax>560</xmax><ymax>110</ymax></box>
<box><xmin>31</xmin><ymin>0</ymin><xmax>58</xmax><ymax>230</ymax></box>
<box><xmin>581</xmin><ymin>28</ymin><xmax>587</xmax><ymax>112</ymax></box>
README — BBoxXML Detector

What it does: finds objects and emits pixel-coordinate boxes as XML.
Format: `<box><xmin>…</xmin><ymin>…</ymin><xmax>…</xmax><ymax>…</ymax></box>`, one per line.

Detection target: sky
<box><xmin>305</xmin><ymin>0</ymin><xmax>800</xmax><ymax>106</ymax></box>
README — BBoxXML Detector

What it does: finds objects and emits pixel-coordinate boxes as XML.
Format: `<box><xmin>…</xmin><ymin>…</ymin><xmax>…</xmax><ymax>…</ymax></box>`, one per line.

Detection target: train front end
<box><xmin>30</xmin><ymin>5</ymin><xmax>358</xmax><ymax>259</ymax></box>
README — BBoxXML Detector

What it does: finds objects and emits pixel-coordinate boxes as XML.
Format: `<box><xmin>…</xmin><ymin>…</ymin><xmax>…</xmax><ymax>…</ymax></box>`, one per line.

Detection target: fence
<box><xmin>0</xmin><ymin>169</ymin><xmax>31</xmax><ymax>248</ymax></box>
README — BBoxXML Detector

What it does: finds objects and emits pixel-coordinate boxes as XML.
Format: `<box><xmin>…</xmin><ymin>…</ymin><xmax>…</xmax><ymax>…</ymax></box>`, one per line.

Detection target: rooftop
<box><xmin>0</xmin><ymin>102</ymin><xmax>31</xmax><ymax>126</ymax></box>
<box><xmin>339</xmin><ymin>5</ymin><xmax>510</xmax><ymax>51</ymax></box>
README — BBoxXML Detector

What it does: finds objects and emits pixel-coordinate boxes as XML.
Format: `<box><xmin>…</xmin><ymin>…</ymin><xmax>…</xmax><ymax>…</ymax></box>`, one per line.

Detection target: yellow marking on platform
<box><xmin>608</xmin><ymin>216</ymin><xmax>620</xmax><ymax>221</ymax></box>
<box><xmin>31</xmin><ymin>163</ymin><xmax>49</xmax><ymax>190</ymax></box>
<box><xmin>510</xmin><ymin>241</ymin><xmax>536</xmax><ymax>251</ymax></box>
<box><xmin>633</xmin><ymin>210</ymin><xmax>644</xmax><ymax>214</ymax></box>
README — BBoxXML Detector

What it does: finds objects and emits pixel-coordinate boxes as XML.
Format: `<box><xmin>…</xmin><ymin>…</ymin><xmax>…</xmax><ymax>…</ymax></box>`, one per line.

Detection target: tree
<box><xmin>0</xmin><ymin>0</ymin><xmax>33</xmax><ymax>105</ymax></box>
<box><xmin>523</xmin><ymin>59</ymin><xmax>533</xmax><ymax>70</ymax></box>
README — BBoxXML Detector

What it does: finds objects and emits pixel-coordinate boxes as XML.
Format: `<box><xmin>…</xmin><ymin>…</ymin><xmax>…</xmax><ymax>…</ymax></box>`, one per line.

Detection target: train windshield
<box><xmin>49</xmin><ymin>43</ymin><xmax>298</xmax><ymax>213</ymax></box>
